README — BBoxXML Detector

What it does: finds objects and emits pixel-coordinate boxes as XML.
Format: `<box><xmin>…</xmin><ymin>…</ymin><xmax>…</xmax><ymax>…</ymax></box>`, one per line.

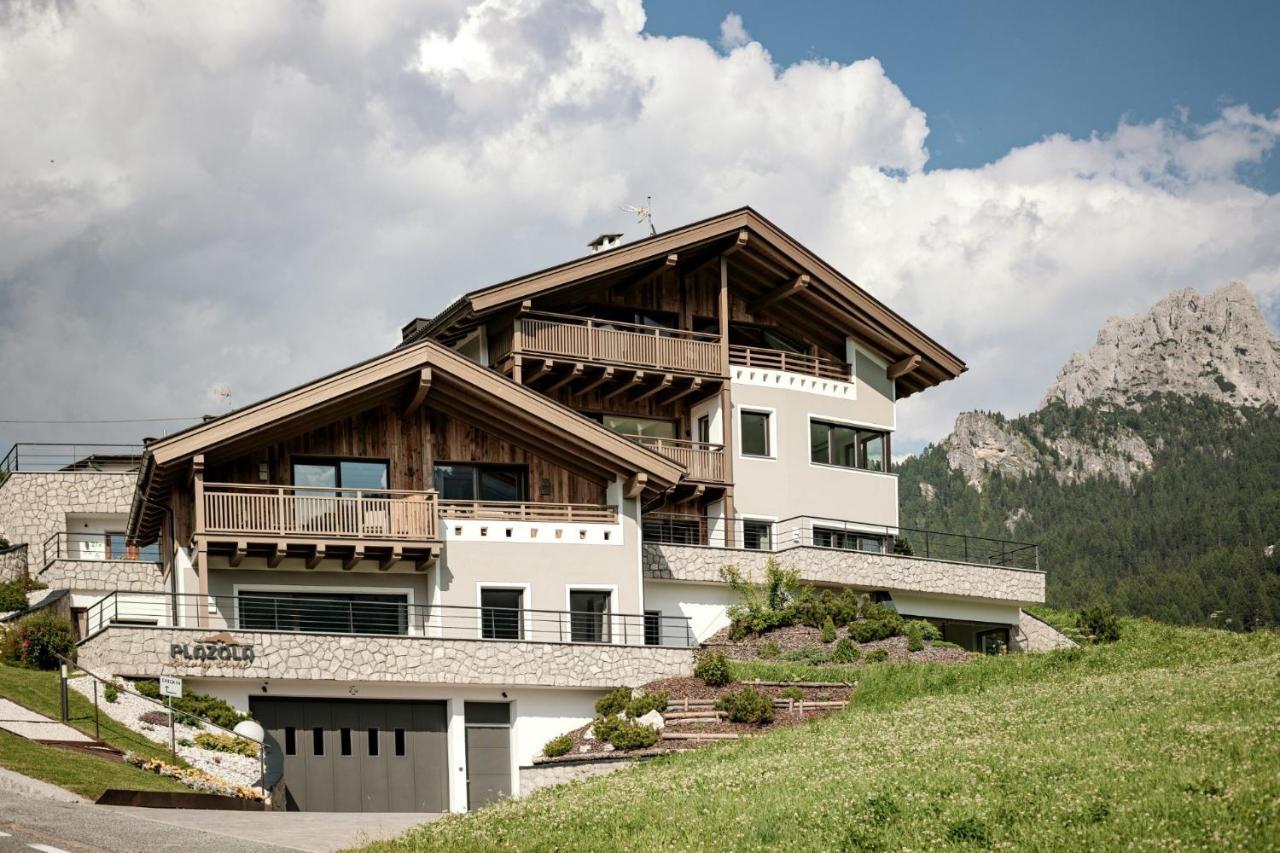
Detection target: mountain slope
<box><xmin>898</xmin><ymin>282</ymin><xmax>1280</xmax><ymax>630</ymax></box>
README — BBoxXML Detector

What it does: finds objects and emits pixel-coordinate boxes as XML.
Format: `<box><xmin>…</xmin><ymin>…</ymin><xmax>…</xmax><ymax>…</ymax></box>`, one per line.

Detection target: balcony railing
<box><xmin>1</xmin><ymin>443</ymin><xmax>145</xmax><ymax>476</ymax></box>
<box><xmin>729</xmin><ymin>345</ymin><xmax>850</xmax><ymax>381</ymax></box>
<box><xmin>626</xmin><ymin>436</ymin><xmax>726</xmax><ymax>483</ymax></box>
<box><xmin>42</xmin><ymin>531</ymin><xmax>160</xmax><ymax>569</ymax></box>
<box><xmin>439</xmin><ymin>500</ymin><xmax>617</xmax><ymax>524</ymax></box>
<box><xmin>642</xmin><ymin>513</ymin><xmax>1040</xmax><ymax>571</ymax></box>
<box><xmin>520</xmin><ymin>311</ymin><xmax>722</xmax><ymax>376</ymax></box>
<box><xmin>202</xmin><ymin>483</ymin><xmax>439</xmax><ymax>541</ymax></box>
<box><xmin>83</xmin><ymin>591</ymin><xmax>697</xmax><ymax>648</ymax></box>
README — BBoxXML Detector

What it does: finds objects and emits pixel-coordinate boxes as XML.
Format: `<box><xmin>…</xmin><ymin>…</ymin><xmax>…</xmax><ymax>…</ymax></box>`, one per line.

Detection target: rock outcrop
<box><xmin>1043</xmin><ymin>281</ymin><xmax>1280</xmax><ymax>409</ymax></box>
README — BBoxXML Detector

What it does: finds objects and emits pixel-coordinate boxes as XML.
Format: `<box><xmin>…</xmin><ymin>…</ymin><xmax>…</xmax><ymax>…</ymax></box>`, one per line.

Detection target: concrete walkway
<box><xmin>0</xmin><ymin>698</ymin><xmax>92</xmax><ymax>743</ymax></box>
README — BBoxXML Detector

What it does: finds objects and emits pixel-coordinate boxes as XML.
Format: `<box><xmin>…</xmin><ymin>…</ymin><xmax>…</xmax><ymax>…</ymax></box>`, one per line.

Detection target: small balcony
<box><xmin>1</xmin><ymin>442</ymin><xmax>145</xmax><ymax>476</ymax></box>
<box><xmin>38</xmin><ymin>531</ymin><xmax>164</xmax><ymax>592</ymax></box>
<box><xmin>729</xmin><ymin>345</ymin><xmax>850</xmax><ymax>381</ymax></box>
<box><xmin>202</xmin><ymin>483</ymin><xmax>439</xmax><ymax>542</ymax></box>
<box><xmin>625</xmin><ymin>436</ymin><xmax>727</xmax><ymax>483</ymax></box>
<box><xmin>519</xmin><ymin>312</ymin><xmax>723</xmax><ymax>377</ymax></box>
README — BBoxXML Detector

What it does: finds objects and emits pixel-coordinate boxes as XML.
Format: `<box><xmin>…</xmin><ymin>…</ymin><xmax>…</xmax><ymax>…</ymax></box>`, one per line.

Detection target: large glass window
<box><xmin>812</xmin><ymin>527</ymin><xmax>886</xmax><ymax>553</ymax></box>
<box><xmin>433</xmin><ymin>464</ymin><xmax>528</xmax><ymax>502</ymax></box>
<box><xmin>480</xmin><ymin>588</ymin><xmax>524</xmax><ymax>640</ymax></box>
<box><xmin>809</xmin><ymin>420</ymin><xmax>889</xmax><ymax>472</ymax></box>
<box><xmin>238</xmin><ymin>591</ymin><xmax>408</xmax><ymax>635</ymax></box>
<box><xmin>742</xmin><ymin>520</ymin><xmax>773</xmax><ymax>550</ymax></box>
<box><xmin>740</xmin><ymin>411</ymin><xmax>771</xmax><ymax>457</ymax></box>
<box><xmin>292</xmin><ymin>459</ymin><xmax>389</xmax><ymax>492</ymax></box>
<box><xmin>569</xmin><ymin>590</ymin><xmax>611</xmax><ymax>643</ymax></box>
<box><xmin>597</xmin><ymin>414</ymin><xmax>677</xmax><ymax>439</ymax></box>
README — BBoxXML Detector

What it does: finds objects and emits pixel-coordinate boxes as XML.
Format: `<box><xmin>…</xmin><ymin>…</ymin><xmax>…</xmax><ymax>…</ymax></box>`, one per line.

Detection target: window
<box><xmin>742</xmin><ymin>520</ymin><xmax>773</xmax><ymax>551</ymax></box>
<box><xmin>809</xmin><ymin>420</ymin><xmax>889</xmax><ymax>472</ymax></box>
<box><xmin>312</xmin><ymin>728</ymin><xmax>325</xmax><ymax>756</ymax></box>
<box><xmin>591</xmin><ymin>414</ymin><xmax>676</xmax><ymax>439</ymax></box>
<box><xmin>644</xmin><ymin>610</ymin><xmax>661</xmax><ymax>646</ymax></box>
<box><xmin>367</xmin><ymin>728</ymin><xmax>380</xmax><ymax>756</ymax></box>
<box><xmin>642</xmin><ymin>515</ymin><xmax>704</xmax><ymax>545</ymax></box>
<box><xmin>340</xmin><ymin>728</ymin><xmax>352</xmax><ymax>756</ymax></box>
<box><xmin>293</xmin><ymin>458</ymin><xmax>390</xmax><ymax>492</ymax></box>
<box><xmin>284</xmin><ymin>727</ymin><xmax>297</xmax><ymax>756</ymax></box>
<box><xmin>480</xmin><ymin>588</ymin><xmax>524</xmax><ymax>640</ymax></box>
<box><xmin>238</xmin><ymin>591</ymin><xmax>409</xmax><ymax>635</ymax></box>
<box><xmin>740</xmin><ymin>411</ymin><xmax>771</xmax><ymax>457</ymax></box>
<box><xmin>569</xmin><ymin>590</ymin><xmax>611</xmax><ymax>643</ymax></box>
<box><xmin>394</xmin><ymin>728</ymin><xmax>406</xmax><ymax>757</ymax></box>
<box><xmin>813</xmin><ymin>527</ymin><xmax>886</xmax><ymax>553</ymax></box>
<box><xmin>433</xmin><ymin>463</ymin><xmax>528</xmax><ymax>501</ymax></box>
<box><xmin>696</xmin><ymin>415</ymin><xmax>711</xmax><ymax>445</ymax></box>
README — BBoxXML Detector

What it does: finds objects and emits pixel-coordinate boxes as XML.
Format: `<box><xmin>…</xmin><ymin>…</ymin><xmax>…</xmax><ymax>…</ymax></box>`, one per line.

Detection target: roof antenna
<box><xmin>621</xmin><ymin>196</ymin><xmax>656</xmax><ymax>236</ymax></box>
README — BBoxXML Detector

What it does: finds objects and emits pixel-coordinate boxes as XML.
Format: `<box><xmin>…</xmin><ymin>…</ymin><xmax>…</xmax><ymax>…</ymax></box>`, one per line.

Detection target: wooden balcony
<box><xmin>203</xmin><ymin>483</ymin><xmax>439</xmax><ymax>541</ymax></box>
<box><xmin>729</xmin><ymin>345</ymin><xmax>850</xmax><ymax>381</ymax></box>
<box><xmin>439</xmin><ymin>500</ymin><xmax>617</xmax><ymax>524</ymax></box>
<box><xmin>520</xmin><ymin>312</ymin><xmax>723</xmax><ymax>377</ymax></box>
<box><xmin>627</xmin><ymin>436</ymin><xmax>727</xmax><ymax>483</ymax></box>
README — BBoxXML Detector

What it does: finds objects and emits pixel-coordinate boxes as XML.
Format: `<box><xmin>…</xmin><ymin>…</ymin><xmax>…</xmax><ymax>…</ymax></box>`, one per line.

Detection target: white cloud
<box><xmin>719</xmin><ymin>12</ymin><xmax>750</xmax><ymax>51</ymax></box>
<box><xmin>0</xmin><ymin>0</ymin><xmax>1277</xmax><ymax>454</ymax></box>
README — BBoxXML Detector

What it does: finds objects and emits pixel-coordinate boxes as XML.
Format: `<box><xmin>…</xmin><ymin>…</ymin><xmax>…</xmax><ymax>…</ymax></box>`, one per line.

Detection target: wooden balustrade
<box><xmin>520</xmin><ymin>313</ymin><xmax>722</xmax><ymax>376</ymax></box>
<box><xmin>628</xmin><ymin>436</ymin><xmax>726</xmax><ymax>482</ymax></box>
<box><xmin>729</xmin><ymin>345</ymin><xmax>850</xmax><ymax>380</ymax></box>
<box><xmin>439</xmin><ymin>501</ymin><xmax>618</xmax><ymax>524</ymax></box>
<box><xmin>203</xmin><ymin>483</ymin><xmax>439</xmax><ymax>541</ymax></box>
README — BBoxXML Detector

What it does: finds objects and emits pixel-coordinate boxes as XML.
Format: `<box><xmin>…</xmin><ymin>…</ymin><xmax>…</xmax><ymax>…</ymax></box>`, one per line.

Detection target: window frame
<box><xmin>643</xmin><ymin>610</ymin><xmax>662</xmax><ymax>647</ymax></box>
<box><xmin>565</xmin><ymin>585</ymin><xmax>616</xmax><ymax>644</ymax></box>
<box><xmin>738</xmin><ymin>407</ymin><xmax>775</xmax><ymax>460</ymax></box>
<box><xmin>433</xmin><ymin>461</ymin><xmax>530</xmax><ymax>502</ymax></box>
<box><xmin>477</xmin><ymin>583</ymin><xmax>530</xmax><ymax>641</ymax></box>
<box><xmin>291</xmin><ymin>455</ymin><xmax>391</xmax><ymax>491</ymax></box>
<box><xmin>807</xmin><ymin>418</ymin><xmax>892</xmax><ymax>474</ymax></box>
<box><xmin>741</xmin><ymin>518</ymin><xmax>775</xmax><ymax>551</ymax></box>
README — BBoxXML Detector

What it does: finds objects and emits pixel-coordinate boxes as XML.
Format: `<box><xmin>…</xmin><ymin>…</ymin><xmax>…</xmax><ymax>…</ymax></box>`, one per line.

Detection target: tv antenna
<box><xmin>621</xmin><ymin>196</ymin><xmax>656</xmax><ymax>236</ymax></box>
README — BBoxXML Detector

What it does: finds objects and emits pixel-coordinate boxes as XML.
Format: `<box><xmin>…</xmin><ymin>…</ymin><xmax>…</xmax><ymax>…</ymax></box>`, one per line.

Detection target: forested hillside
<box><xmin>898</xmin><ymin>394</ymin><xmax>1280</xmax><ymax>629</ymax></box>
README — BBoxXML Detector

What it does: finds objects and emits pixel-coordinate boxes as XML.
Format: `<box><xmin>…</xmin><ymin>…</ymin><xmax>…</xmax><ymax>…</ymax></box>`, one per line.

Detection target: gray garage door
<box><xmin>465</xmin><ymin>702</ymin><xmax>512</xmax><ymax>809</ymax></box>
<box><xmin>252</xmin><ymin>698</ymin><xmax>448</xmax><ymax>812</ymax></box>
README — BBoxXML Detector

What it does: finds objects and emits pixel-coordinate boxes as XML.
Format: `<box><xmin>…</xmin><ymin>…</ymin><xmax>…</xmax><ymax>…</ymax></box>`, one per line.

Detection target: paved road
<box><xmin>0</xmin><ymin>791</ymin><xmax>295</xmax><ymax>853</ymax></box>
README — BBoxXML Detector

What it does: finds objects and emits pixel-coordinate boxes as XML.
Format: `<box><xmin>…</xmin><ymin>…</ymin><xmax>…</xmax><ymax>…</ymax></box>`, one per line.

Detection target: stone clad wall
<box><xmin>39</xmin><ymin>559</ymin><xmax>165</xmax><ymax>592</ymax></box>
<box><xmin>642</xmin><ymin>543</ymin><xmax>1045</xmax><ymax>604</ymax></box>
<box><xmin>0</xmin><ymin>545</ymin><xmax>29</xmax><ymax>583</ymax></box>
<box><xmin>1010</xmin><ymin>610</ymin><xmax>1078</xmax><ymax>652</ymax></box>
<box><xmin>0</xmin><ymin>472</ymin><xmax>137</xmax><ymax>554</ymax></box>
<box><xmin>77</xmin><ymin>625</ymin><xmax>694</xmax><ymax>688</ymax></box>
<box><xmin>519</xmin><ymin>758</ymin><xmax>636</xmax><ymax>796</ymax></box>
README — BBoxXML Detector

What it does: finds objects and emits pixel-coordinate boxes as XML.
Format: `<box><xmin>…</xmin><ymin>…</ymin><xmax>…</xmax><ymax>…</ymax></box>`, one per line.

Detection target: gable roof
<box><xmin>415</xmin><ymin>207</ymin><xmax>966</xmax><ymax>396</ymax></box>
<box><xmin>128</xmin><ymin>338</ymin><xmax>683</xmax><ymax>542</ymax></box>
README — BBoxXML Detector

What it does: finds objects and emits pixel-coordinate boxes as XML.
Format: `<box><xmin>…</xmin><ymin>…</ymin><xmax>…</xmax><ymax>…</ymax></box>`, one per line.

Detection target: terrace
<box><xmin>0</xmin><ymin>443</ymin><xmax>145</xmax><ymax>476</ymax></box>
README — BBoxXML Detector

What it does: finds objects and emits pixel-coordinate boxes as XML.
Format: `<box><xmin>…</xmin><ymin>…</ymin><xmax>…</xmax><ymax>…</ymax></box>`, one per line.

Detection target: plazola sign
<box><xmin>170</xmin><ymin>631</ymin><xmax>256</xmax><ymax>663</ymax></box>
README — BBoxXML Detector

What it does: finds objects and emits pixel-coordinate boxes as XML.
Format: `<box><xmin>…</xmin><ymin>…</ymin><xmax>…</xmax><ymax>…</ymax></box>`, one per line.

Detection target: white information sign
<box><xmin>158</xmin><ymin>675</ymin><xmax>183</xmax><ymax>698</ymax></box>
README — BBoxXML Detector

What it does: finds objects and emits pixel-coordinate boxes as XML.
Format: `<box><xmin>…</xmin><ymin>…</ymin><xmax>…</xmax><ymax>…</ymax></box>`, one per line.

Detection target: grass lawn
<box><xmin>0</xmin><ymin>728</ymin><xmax>190</xmax><ymax>800</ymax></box>
<box><xmin>355</xmin><ymin>616</ymin><xmax>1280</xmax><ymax>851</ymax></box>
<box><xmin>0</xmin><ymin>662</ymin><xmax>178</xmax><ymax>763</ymax></box>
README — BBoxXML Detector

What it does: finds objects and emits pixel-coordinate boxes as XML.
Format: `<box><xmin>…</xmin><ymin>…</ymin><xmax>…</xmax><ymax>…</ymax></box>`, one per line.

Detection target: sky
<box><xmin>1</xmin><ymin>0</ymin><xmax>1278</xmax><ymax>456</ymax></box>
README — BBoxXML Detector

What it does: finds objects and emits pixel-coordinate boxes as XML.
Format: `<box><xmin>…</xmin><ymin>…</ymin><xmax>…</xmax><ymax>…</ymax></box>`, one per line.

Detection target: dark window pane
<box><xmin>339</xmin><ymin>460</ymin><xmax>388</xmax><ymax>491</ymax></box>
<box><xmin>743</xmin><ymin>521</ymin><xmax>772</xmax><ymax>550</ymax></box>
<box><xmin>603</xmin><ymin>415</ymin><xmax>676</xmax><ymax>438</ymax></box>
<box><xmin>394</xmin><ymin>728</ymin><xmax>406</xmax><ymax>757</ymax></box>
<box><xmin>697</xmin><ymin>416</ymin><xmax>710</xmax><ymax>444</ymax></box>
<box><xmin>312</xmin><ymin>728</ymin><xmax>324</xmax><ymax>756</ymax></box>
<box><xmin>644</xmin><ymin>611</ymin><xmax>661</xmax><ymax>646</ymax></box>
<box><xmin>859</xmin><ymin>432</ymin><xmax>885</xmax><ymax>472</ymax></box>
<box><xmin>741</xmin><ymin>412</ymin><xmax>770</xmax><ymax>457</ymax></box>
<box><xmin>284</xmin><ymin>727</ymin><xmax>296</xmax><ymax>756</ymax></box>
<box><xmin>832</xmin><ymin>426</ymin><xmax>858</xmax><ymax>467</ymax></box>
<box><xmin>809</xmin><ymin>421</ymin><xmax>829</xmax><ymax>464</ymax></box>
<box><xmin>238</xmin><ymin>592</ymin><xmax>407</xmax><ymax>635</ymax></box>
<box><xmin>340</xmin><ymin>728</ymin><xmax>352</xmax><ymax>756</ymax></box>
<box><xmin>434</xmin><ymin>464</ymin><xmax>476</xmax><ymax>500</ymax></box>
<box><xmin>367</xmin><ymin>728</ymin><xmax>379</xmax><ymax>756</ymax></box>
<box><xmin>478</xmin><ymin>468</ymin><xmax>526</xmax><ymax>501</ymax></box>
<box><xmin>481</xmin><ymin>588</ymin><xmax>523</xmax><ymax>640</ymax></box>
<box><xmin>569</xmin><ymin>590</ymin><xmax>610</xmax><ymax>643</ymax></box>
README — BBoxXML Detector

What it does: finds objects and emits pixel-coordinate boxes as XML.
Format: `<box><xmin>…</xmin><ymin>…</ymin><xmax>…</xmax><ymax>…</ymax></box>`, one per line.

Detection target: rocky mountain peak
<box><xmin>1042</xmin><ymin>281</ymin><xmax>1280</xmax><ymax>409</ymax></box>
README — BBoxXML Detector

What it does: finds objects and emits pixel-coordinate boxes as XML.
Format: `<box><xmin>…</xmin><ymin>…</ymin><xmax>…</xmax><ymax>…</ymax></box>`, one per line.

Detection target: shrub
<box><xmin>716</xmin><ymin>687</ymin><xmax>774</xmax><ymax>724</ymax></box>
<box><xmin>195</xmin><ymin>731</ymin><xmax>259</xmax><ymax>757</ymax></box>
<box><xmin>866</xmin><ymin>648</ymin><xmax>889</xmax><ymax>663</ymax></box>
<box><xmin>694</xmin><ymin>649</ymin><xmax>732</xmax><ymax>686</ymax></box>
<box><xmin>778</xmin><ymin>686</ymin><xmax>804</xmax><ymax>701</ymax></box>
<box><xmin>0</xmin><ymin>576</ymin><xmax>45</xmax><ymax>612</ymax></box>
<box><xmin>906</xmin><ymin>622</ymin><xmax>925</xmax><ymax>652</ymax></box>
<box><xmin>846</xmin><ymin>614</ymin><xmax>904</xmax><ymax>644</ymax></box>
<box><xmin>1077</xmin><ymin>604</ymin><xmax>1121</xmax><ymax>643</ymax></box>
<box><xmin>784</xmin><ymin>645</ymin><xmax>831</xmax><ymax>665</ymax></box>
<box><xmin>795</xmin><ymin>588</ymin><xmax>862</xmax><ymax>629</ymax></box>
<box><xmin>908</xmin><ymin>619</ymin><xmax>942</xmax><ymax>642</ymax></box>
<box><xmin>104</xmin><ymin>682</ymin><xmax>119</xmax><ymax>703</ymax></box>
<box><xmin>832</xmin><ymin>638</ymin><xmax>861</xmax><ymax>663</ymax></box>
<box><xmin>720</xmin><ymin>558</ymin><xmax>810</xmax><ymax>636</ymax></box>
<box><xmin>138</xmin><ymin>710</ymin><xmax>170</xmax><ymax>726</ymax></box>
<box><xmin>595</xmin><ymin>686</ymin><xmax>632</xmax><ymax>717</ymax></box>
<box><xmin>1</xmin><ymin>613</ymin><xmax>74</xmax><ymax>669</ymax></box>
<box><xmin>177</xmin><ymin>738</ymin><xmax>193</xmax><ymax>747</ymax></box>
<box><xmin>134</xmin><ymin>680</ymin><xmax>245</xmax><ymax>730</ymax></box>
<box><xmin>757</xmin><ymin>640</ymin><xmax>781</xmax><ymax>659</ymax></box>
<box><xmin>625</xmin><ymin>691</ymin><xmax>668</xmax><ymax>718</ymax></box>
<box><xmin>593</xmin><ymin>715</ymin><xmax>658</xmax><ymax>750</ymax></box>
<box><xmin>543</xmin><ymin>734</ymin><xmax>572</xmax><ymax>758</ymax></box>
<box><xmin>820</xmin><ymin>616</ymin><xmax>837</xmax><ymax>643</ymax></box>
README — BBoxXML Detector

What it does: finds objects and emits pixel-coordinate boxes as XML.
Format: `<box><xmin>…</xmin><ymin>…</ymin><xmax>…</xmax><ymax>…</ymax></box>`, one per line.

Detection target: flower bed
<box><xmin>123</xmin><ymin>753</ymin><xmax>264</xmax><ymax>801</ymax></box>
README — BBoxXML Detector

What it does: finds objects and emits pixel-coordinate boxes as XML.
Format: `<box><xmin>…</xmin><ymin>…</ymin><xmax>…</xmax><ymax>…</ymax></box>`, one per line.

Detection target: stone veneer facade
<box><xmin>642</xmin><ymin>543</ymin><xmax>1045</xmax><ymax>604</ymax></box>
<box><xmin>78</xmin><ymin>625</ymin><xmax>694</xmax><ymax>688</ymax></box>
<box><xmin>0</xmin><ymin>545</ymin><xmax>28</xmax><ymax>584</ymax></box>
<box><xmin>38</xmin><ymin>559</ymin><xmax>165</xmax><ymax>592</ymax></box>
<box><xmin>1010</xmin><ymin>610</ymin><xmax>1078</xmax><ymax>652</ymax></box>
<box><xmin>0</xmin><ymin>472</ymin><xmax>137</xmax><ymax>554</ymax></box>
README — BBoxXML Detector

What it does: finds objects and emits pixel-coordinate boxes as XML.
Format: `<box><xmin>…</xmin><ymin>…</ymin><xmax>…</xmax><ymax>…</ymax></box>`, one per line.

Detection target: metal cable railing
<box><xmin>1</xmin><ymin>443</ymin><xmax>145</xmax><ymax>475</ymax></box>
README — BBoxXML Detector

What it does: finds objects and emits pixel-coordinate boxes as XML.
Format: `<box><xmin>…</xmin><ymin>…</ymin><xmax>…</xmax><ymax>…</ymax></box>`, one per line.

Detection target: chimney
<box><xmin>588</xmin><ymin>233</ymin><xmax>623</xmax><ymax>254</ymax></box>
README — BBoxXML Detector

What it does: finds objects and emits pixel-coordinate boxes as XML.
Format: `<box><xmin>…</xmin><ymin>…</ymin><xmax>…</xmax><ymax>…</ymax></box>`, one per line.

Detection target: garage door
<box><xmin>252</xmin><ymin>698</ymin><xmax>448</xmax><ymax>812</ymax></box>
<box><xmin>465</xmin><ymin>702</ymin><xmax>512</xmax><ymax>809</ymax></box>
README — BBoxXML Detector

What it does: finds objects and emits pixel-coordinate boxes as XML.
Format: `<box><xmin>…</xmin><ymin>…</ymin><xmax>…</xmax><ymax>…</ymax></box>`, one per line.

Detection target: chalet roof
<box><xmin>127</xmin><ymin>338</ymin><xmax>684</xmax><ymax>542</ymax></box>
<box><xmin>413</xmin><ymin>206</ymin><xmax>966</xmax><ymax>397</ymax></box>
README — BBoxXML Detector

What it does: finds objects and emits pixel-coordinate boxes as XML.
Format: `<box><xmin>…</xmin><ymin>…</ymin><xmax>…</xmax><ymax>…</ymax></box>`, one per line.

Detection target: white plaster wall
<box><xmin>186</xmin><ymin>677</ymin><xmax>601</xmax><ymax>811</ymax></box>
<box><xmin>891</xmin><ymin>592</ymin><xmax>1022</xmax><ymax>625</ymax></box>
<box><xmin>643</xmin><ymin>580</ymin><xmax>739</xmax><ymax>643</ymax></box>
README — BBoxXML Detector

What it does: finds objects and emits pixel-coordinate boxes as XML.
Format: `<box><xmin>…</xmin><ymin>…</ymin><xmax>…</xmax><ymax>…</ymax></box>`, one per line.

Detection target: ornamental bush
<box><xmin>595</xmin><ymin>686</ymin><xmax>632</xmax><ymax>717</ymax></box>
<box><xmin>784</xmin><ymin>645</ymin><xmax>831</xmax><ymax>665</ymax></box>
<box><xmin>832</xmin><ymin>638</ymin><xmax>861</xmax><ymax>663</ymax></box>
<box><xmin>625</xmin><ymin>691</ymin><xmax>668</xmax><ymax>718</ymax></box>
<box><xmin>910</xmin><ymin>620</ymin><xmax>942</xmax><ymax>642</ymax></box>
<box><xmin>778</xmin><ymin>686</ymin><xmax>804</xmax><ymax>701</ymax></box>
<box><xmin>820</xmin><ymin>616</ymin><xmax>837</xmax><ymax>643</ymax></box>
<box><xmin>1077</xmin><ymin>604</ymin><xmax>1121</xmax><ymax>644</ymax></box>
<box><xmin>195</xmin><ymin>731</ymin><xmax>259</xmax><ymax>758</ymax></box>
<box><xmin>542</xmin><ymin>734</ymin><xmax>572</xmax><ymax>758</ymax></box>
<box><xmin>134</xmin><ymin>680</ymin><xmax>246</xmax><ymax>730</ymax></box>
<box><xmin>1</xmin><ymin>613</ymin><xmax>74</xmax><ymax>669</ymax></box>
<box><xmin>0</xmin><ymin>576</ymin><xmax>45</xmax><ymax>612</ymax></box>
<box><xmin>846</xmin><ymin>615</ymin><xmax>904</xmax><ymax>644</ymax></box>
<box><xmin>104</xmin><ymin>682</ymin><xmax>119</xmax><ymax>703</ymax></box>
<box><xmin>716</xmin><ymin>687</ymin><xmax>774</xmax><ymax>725</ymax></box>
<box><xmin>906</xmin><ymin>622</ymin><xmax>925</xmax><ymax>652</ymax></box>
<box><xmin>138</xmin><ymin>710</ymin><xmax>170</xmax><ymax>726</ymax></box>
<box><xmin>865</xmin><ymin>647</ymin><xmax>890</xmax><ymax>663</ymax></box>
<box><xmin>592</xmin><ymin>715</ymin><xmax>658</xmax><ymax>750</ymax></box>
<box><xmin>694</xmin><ymin>649</ymin><xmax>732</xmax><ymax>686</ymax></box>
<box><xmin>757</xmin><ymin>640</ymin><xmax>781</xmax><ymax>659</ymax></box>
